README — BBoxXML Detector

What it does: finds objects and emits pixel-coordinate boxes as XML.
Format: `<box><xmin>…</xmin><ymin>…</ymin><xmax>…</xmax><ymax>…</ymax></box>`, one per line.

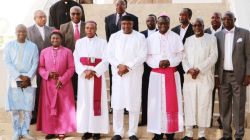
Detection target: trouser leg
<box><xmin>198</xmin><ymin>127</ymin><xmax>206</xmax><ymax>138</ymax></box>
<box><xmin>128</xmin><ymin>111</ymin><xmax>140</xmax><ymax>136</ymax></box>
<box><xmin>113</xmin><ymin>109</ymin><xmax>124</xmax><ymax>136</ymax></box>
<box><xmin>185</xmin><ymin>126</ymin><xmax>193</xmax><ymax>137</ymax></box>
<box><xmin>11</xmin><ymin>110</ymin><xmax>21</xmax><ymax>136</ymax></box>
<box><xmin>21</xmin><ymin>111</ymin><xmax>32</xmax><ymax>136</ymax></box>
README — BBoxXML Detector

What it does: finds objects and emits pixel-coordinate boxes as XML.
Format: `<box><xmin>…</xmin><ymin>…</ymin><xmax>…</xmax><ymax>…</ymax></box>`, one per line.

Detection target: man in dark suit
<box><xmin>49</xmin><ymin>0</ymin><xmax>85</xmax><ymax>29</ymax></box>
<box><xmin>204</xmin><ymin>12</ymin><xmax>224</xmax><ymax>129</ymax></box>
<box><xmin>60</xmin><ymin>6</ymin><xmax>85</xmax><ymax>101</ymax></box>
<box><xmin>215</xmin><ymin>11</ymin><xmax>250</xmax><ymax>140</ymax></box>
<box><xmin>139</xmin><ymin>14</ymin><xmax>157</xmax><ymax>126</ymax></box>
<box><xmin>27</xmin><ymin>10</ymin><xmax>54</xmax><ymax>124</ymax></box>
<box><xmin>205</xmin><ymin>12</ymin><xmax>223</xmax><ymax>35</ymax></box>
<box><xmin>105</xmin><ymin>0</ymin><xmax>139</xmax><ymax>113</ymax></box>
<box><xmin>171</xmin><ymin>8</ymin><xmax>194</xmax><ymax>88</ymax></box>
<box><xmin>105</xmin><ymin>0</ymin><xmax>139</xmax><ymax>41</ymax></box>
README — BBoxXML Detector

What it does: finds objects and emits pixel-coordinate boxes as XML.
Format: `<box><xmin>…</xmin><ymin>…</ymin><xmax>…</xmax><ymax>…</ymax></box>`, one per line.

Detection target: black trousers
<box><xmin>140</xmin><ymin>63</ymin><xmax>151</xmax><ymax>124</ymax></box>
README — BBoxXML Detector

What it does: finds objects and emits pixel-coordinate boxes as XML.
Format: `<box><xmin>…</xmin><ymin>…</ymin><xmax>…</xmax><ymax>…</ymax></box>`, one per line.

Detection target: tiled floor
<box><xmin>1</xmin><ymin>113</ymin><xmax>250</xmax><ymax>140</ymax></box>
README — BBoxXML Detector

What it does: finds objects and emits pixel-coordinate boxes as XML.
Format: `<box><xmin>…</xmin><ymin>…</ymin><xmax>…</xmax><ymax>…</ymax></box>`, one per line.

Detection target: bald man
<box><xmin>182</xmin><ymin>18</ymin><xmax>218</xmax><ymax>140</ymax></box>
<box><xmin>4</xmin><ymin>24</ymin><xmax>38</xmax><ymax>140</ymax></box>
<box><xmin>60</xmin><ymin>6</ymin><xmax>86</xmax><ymax>101</ymax></box>
<box><xmin>27</xmin><ymin>10</ymin><xmax>55</xmax><ymax>124</ymax></box>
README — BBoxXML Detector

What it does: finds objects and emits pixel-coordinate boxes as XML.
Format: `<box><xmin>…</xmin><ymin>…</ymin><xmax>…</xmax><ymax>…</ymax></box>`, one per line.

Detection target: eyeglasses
<box><xmin>71</xmin><ymin>13</ymin><xmax>80</xmax><ymax>16</ymax></box>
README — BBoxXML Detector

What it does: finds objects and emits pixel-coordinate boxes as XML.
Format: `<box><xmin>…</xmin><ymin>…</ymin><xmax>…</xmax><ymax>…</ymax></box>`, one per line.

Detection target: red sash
<box><xmin>80</xmin><ymin>57</ymin><xmax>102</xmax><ymax>116</ymax></box>
<box><xmin>152</xmin><ymin>67</ymin><xmax>179</xmax><ymax>132</ymax></box>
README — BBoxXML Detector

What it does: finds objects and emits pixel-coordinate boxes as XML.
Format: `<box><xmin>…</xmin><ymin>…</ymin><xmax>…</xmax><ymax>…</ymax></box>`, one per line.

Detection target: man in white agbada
<box><xmin>147</xmin><ymin>15</ymin><xmax>184</xmax><ymax>140</ymax></box>
<box><xmin>106</xmin><ymin>15</ymin><xmax>147</xmax><ymax>140</ymax></box>
<box><xmin>73</xmin><ymin>21</ymin><xmax>109</xmax><ymax>140</ymax></box>
<box><xmin>182</xmin><ymin>18</ymin><xmax>218</xmax><ymax>140</ymax></box>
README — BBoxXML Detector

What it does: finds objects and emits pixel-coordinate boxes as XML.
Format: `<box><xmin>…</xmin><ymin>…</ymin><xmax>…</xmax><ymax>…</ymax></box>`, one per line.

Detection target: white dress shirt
<box><xmin>147</xmin><ymin>28</ymin><xmax>157</xmax><ymax>37</ymax></box>
<box><xmin>180</xmin><ymin>24</ymin><xmax>190</xmax><ymax>40</ymax></box>
<box><xmin>223</xmin><ymin>27</ymin><xmax>235</xmax><ymax>71</ymax></box>
<box><xmin>36</xmin><ymin>24</ymin><xmax>45</xmax><ymax>41</ymax></box>
<box><xmin>210</xmin><ymin>25</ymin><xmax>223</xmax><ymax>35</ymax></box>
<box><xmin>116</xmin><ymin>12</ymin><xmax>126</xmax><ymax>25</ymax></box>
<box><xmin>72</xmin><ymin>21</ymin><xmax>81</xmax><ymax>34</ymax></box>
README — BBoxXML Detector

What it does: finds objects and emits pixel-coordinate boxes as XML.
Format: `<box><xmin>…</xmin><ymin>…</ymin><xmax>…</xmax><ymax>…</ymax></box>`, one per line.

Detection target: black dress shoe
<box><xmin>181</xmin><ymin>136</ymin><xmax>193</xmax><ymax>140</ymax></box>
<box><xmin>129</xmin><ymin>135</ymin><xmax>138</xmax><ymax>140</ymax></box>
<box><xmin>45</xmin><ymin>134</ymin><xmax>56</xmax><ymax>139</ymax></box>
<box><xmin>111</xmin><ymin>135</ymin><xmax>122</xmax><ymax>140</ymax></box>
<box><xmin>152</xmin><ymin>134</ymin><xmax>163</xmax><ymax>140</ymax></box>
<box><xmin>219</xmin><ymin>137</ymin><xmax>232</xmax><ymax>140</ymax></box>
<box><xmin>198</xmin><ymin>137</ymin><xmax>207</xmax><ymax>140</ymax></box>
<box><xmin>217</xmin><ymin>118</ymin><xmax>223</xmax><ymax>129</ymax></box>
<box><xmin>82</xmin><ymin>133</ymin><xmax>92</xmax><ymax>140</ymax></box>
<box><xmin>30</xmin><ymin>118</ymin><xmax>36</xmax><ymax>124</ymax></box>
<box><xmin>93</xmin><ymin>133</ymin><xmax>101</xmax><ymax>140</ymax></box>
<box><xmin>235</xmin><ymin>138</ymin><xmax>242</xmax><ymax>140</ymax></box>
<box><xmin>166</xmin><ymin>133</ymin><xmax>175</xmax><ymax>140</ymax></box>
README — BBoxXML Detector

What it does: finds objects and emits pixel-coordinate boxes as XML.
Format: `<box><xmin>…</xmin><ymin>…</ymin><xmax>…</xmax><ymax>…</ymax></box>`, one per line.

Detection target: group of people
<box><xmin>3</xmin><ymin>0</ymin><xmax>250</xmax><ymax>140</ymax></box>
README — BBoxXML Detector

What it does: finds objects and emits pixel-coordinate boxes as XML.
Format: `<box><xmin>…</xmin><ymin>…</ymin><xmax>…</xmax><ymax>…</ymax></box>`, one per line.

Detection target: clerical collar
<box><xmin>87</xmin><ymin>35</ymin><xmax>97</xmax><ymax>40</ymax></box>
<box><xmin>52</xmin><ymin>46</ymin><xmax>60</xmax><ymax>50</ymax></box>
<box><xmin>158</xmin><ymin>30</ymin><xmax>170</xmax><ymax>36</ymax></box>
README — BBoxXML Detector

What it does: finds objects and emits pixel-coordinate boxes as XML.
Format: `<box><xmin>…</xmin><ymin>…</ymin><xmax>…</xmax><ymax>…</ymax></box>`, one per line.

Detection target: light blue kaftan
<box><xmin>4</xmin><ymin>40</ymin><xmax>39</xmax><ymax>111</ymax></box>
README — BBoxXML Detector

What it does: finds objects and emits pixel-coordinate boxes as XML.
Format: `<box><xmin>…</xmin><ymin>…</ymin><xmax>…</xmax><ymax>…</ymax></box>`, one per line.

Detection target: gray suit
<box><xmin>215</xmin><ymin>27</ymin><xmax>250</xmax><ymax>139</ymax></box>
<box><xmin>27</xmin><ymin>24</ymin><xmax>54</xmax><ymax>122</ymax></box>
<box><xmin>27</xmin><ymin>25</ymin><xmax>54</xmax><ymax>53</ymax></box>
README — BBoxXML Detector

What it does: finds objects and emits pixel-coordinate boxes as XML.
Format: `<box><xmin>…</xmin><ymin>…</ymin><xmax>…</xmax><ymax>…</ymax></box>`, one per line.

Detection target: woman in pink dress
<box><xmin>37</xmin><ymin>30</ymin><xmax>76</xmax><ymax>139</ymax></box>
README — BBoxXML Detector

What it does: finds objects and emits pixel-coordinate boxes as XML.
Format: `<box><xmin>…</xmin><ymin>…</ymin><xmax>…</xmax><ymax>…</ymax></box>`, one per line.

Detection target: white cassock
<box><xmin>74</xmin><ymin>36</ymin><xmax>109</xmax><ymax>134</ymax></box>
<box><xmin>182</xmin><ymin>33</ymin><xmax>218</xmax><ymax>127</ymax></box>
<box><xmin>106</xmin><ymin>30</ymin><xmax>147</xmax><ymax>137</ymax></box>
<box><xmin>106</xmin><ymin>30</ymin><xmax>147</xmax><ymax>112</ymax></box>
<box><xmin>147</xmin><ymin>31</ymin><xmax>184</xmax><ymax>134</ymax></box>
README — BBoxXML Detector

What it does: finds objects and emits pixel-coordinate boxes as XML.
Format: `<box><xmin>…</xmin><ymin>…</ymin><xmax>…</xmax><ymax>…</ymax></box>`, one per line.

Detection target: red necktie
<box><xmin>74</xmin><ymin>24</ymin><xmax>80</xmax><ymax>41</ymax></box>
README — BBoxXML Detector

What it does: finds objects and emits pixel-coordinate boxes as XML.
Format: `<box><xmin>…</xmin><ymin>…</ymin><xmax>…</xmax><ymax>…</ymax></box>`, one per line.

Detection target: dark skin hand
<box><xmin>84</xmin><ymin>70</ymin><xmax>96</xmax><ymax>80</ymax></box>
<box><xmin>56</xmin><ymin>80</ymin><xmax>62</xmax><ymax>89</ymax></box>
<box><xmin>215</xmin><ymin>77</ymin><xmax>220</xmax><ymax>89</ymax></box>
<box><xmin>243</xmin><ymin>75</ymin><xmax>250</xmax><ymax>86</ymax></box>
<box><xmin>187</xmin><ymin>68</ymin><xmax>200</xmax><ymax>79</ymax></box>
<box><xmin>19</xmin><ymin>75</ymin><xmax>31</xmax><ymax>88</ymax></box>
<box><xmin>117</xmin><ymin>64</ymin><xmax>129</xmax><ymax>77</ymax></box>
<box><xmin>49</xmin><ymin>72</ymin><xmax>60</xmax><ymax>80</ymax></box>
<box><xmin>159</xmin><ymin>60</ymin><xmax>170</xmax><ymax>69</ymax></box>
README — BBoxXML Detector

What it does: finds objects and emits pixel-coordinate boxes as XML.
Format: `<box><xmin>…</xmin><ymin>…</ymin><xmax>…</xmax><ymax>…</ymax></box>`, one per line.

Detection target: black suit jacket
<box><xmin>105</xmin><ymin>12</ymin><xmax>138</xmax><ymax>41</ymax></box>
<box><xmin>204</xmin><ymin>26</ymin><xmax>224</xmax><ymax>34</ymax></box>
<box><xmin>171</xmin><ymin>24</ymin><xmax>194</xmax><ymax>44</ymax></box>
<box><xmin>140</xmin><ymin>29</ymin><xmax>158</xmax><ymax>38</ymax></box>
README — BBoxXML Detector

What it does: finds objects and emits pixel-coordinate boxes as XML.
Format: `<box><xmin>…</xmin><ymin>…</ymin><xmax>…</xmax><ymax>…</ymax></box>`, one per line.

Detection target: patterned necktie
<box><xmin>74</xmin><ymin>24</ymin><xmax>80</xmax><ymax>41</ymax></box>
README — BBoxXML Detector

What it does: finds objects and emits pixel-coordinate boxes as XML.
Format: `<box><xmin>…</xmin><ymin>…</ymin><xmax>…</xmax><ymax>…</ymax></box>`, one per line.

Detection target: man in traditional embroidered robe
<box><xmin>106</xmin><ymin>15</ymin><xmax>147</xmax><ymax>140</ymax></box>
<box><xmin>4</xmin><ymin>24</ymin><xmax>38</xmax><ymax>140</ymax></box>
<box><xmin>182</xmin><ymin>18</ymin><xmax>218</xmax><ymax>140</ymax></box>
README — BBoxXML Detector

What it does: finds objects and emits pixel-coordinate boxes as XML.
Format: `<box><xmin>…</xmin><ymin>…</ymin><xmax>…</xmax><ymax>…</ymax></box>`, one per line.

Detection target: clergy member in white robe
<box><xmin>182</xmin><ymin>18</ymin><xmax>218</xmax><ymax>140</ymax></box>
<box><xmin>74</xmin><ymin>21</ymin><xmax>109</xmax><ymax>140</ymax></box>
<box><xmin>106</xmin><ymin>15</ymin><xmax>147</xmax><ymax>140</ymax></box>
<box><xmin>147</xmin><ymin>15</ymin><xmax>184</xmax><ymax>140</ymax></box>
